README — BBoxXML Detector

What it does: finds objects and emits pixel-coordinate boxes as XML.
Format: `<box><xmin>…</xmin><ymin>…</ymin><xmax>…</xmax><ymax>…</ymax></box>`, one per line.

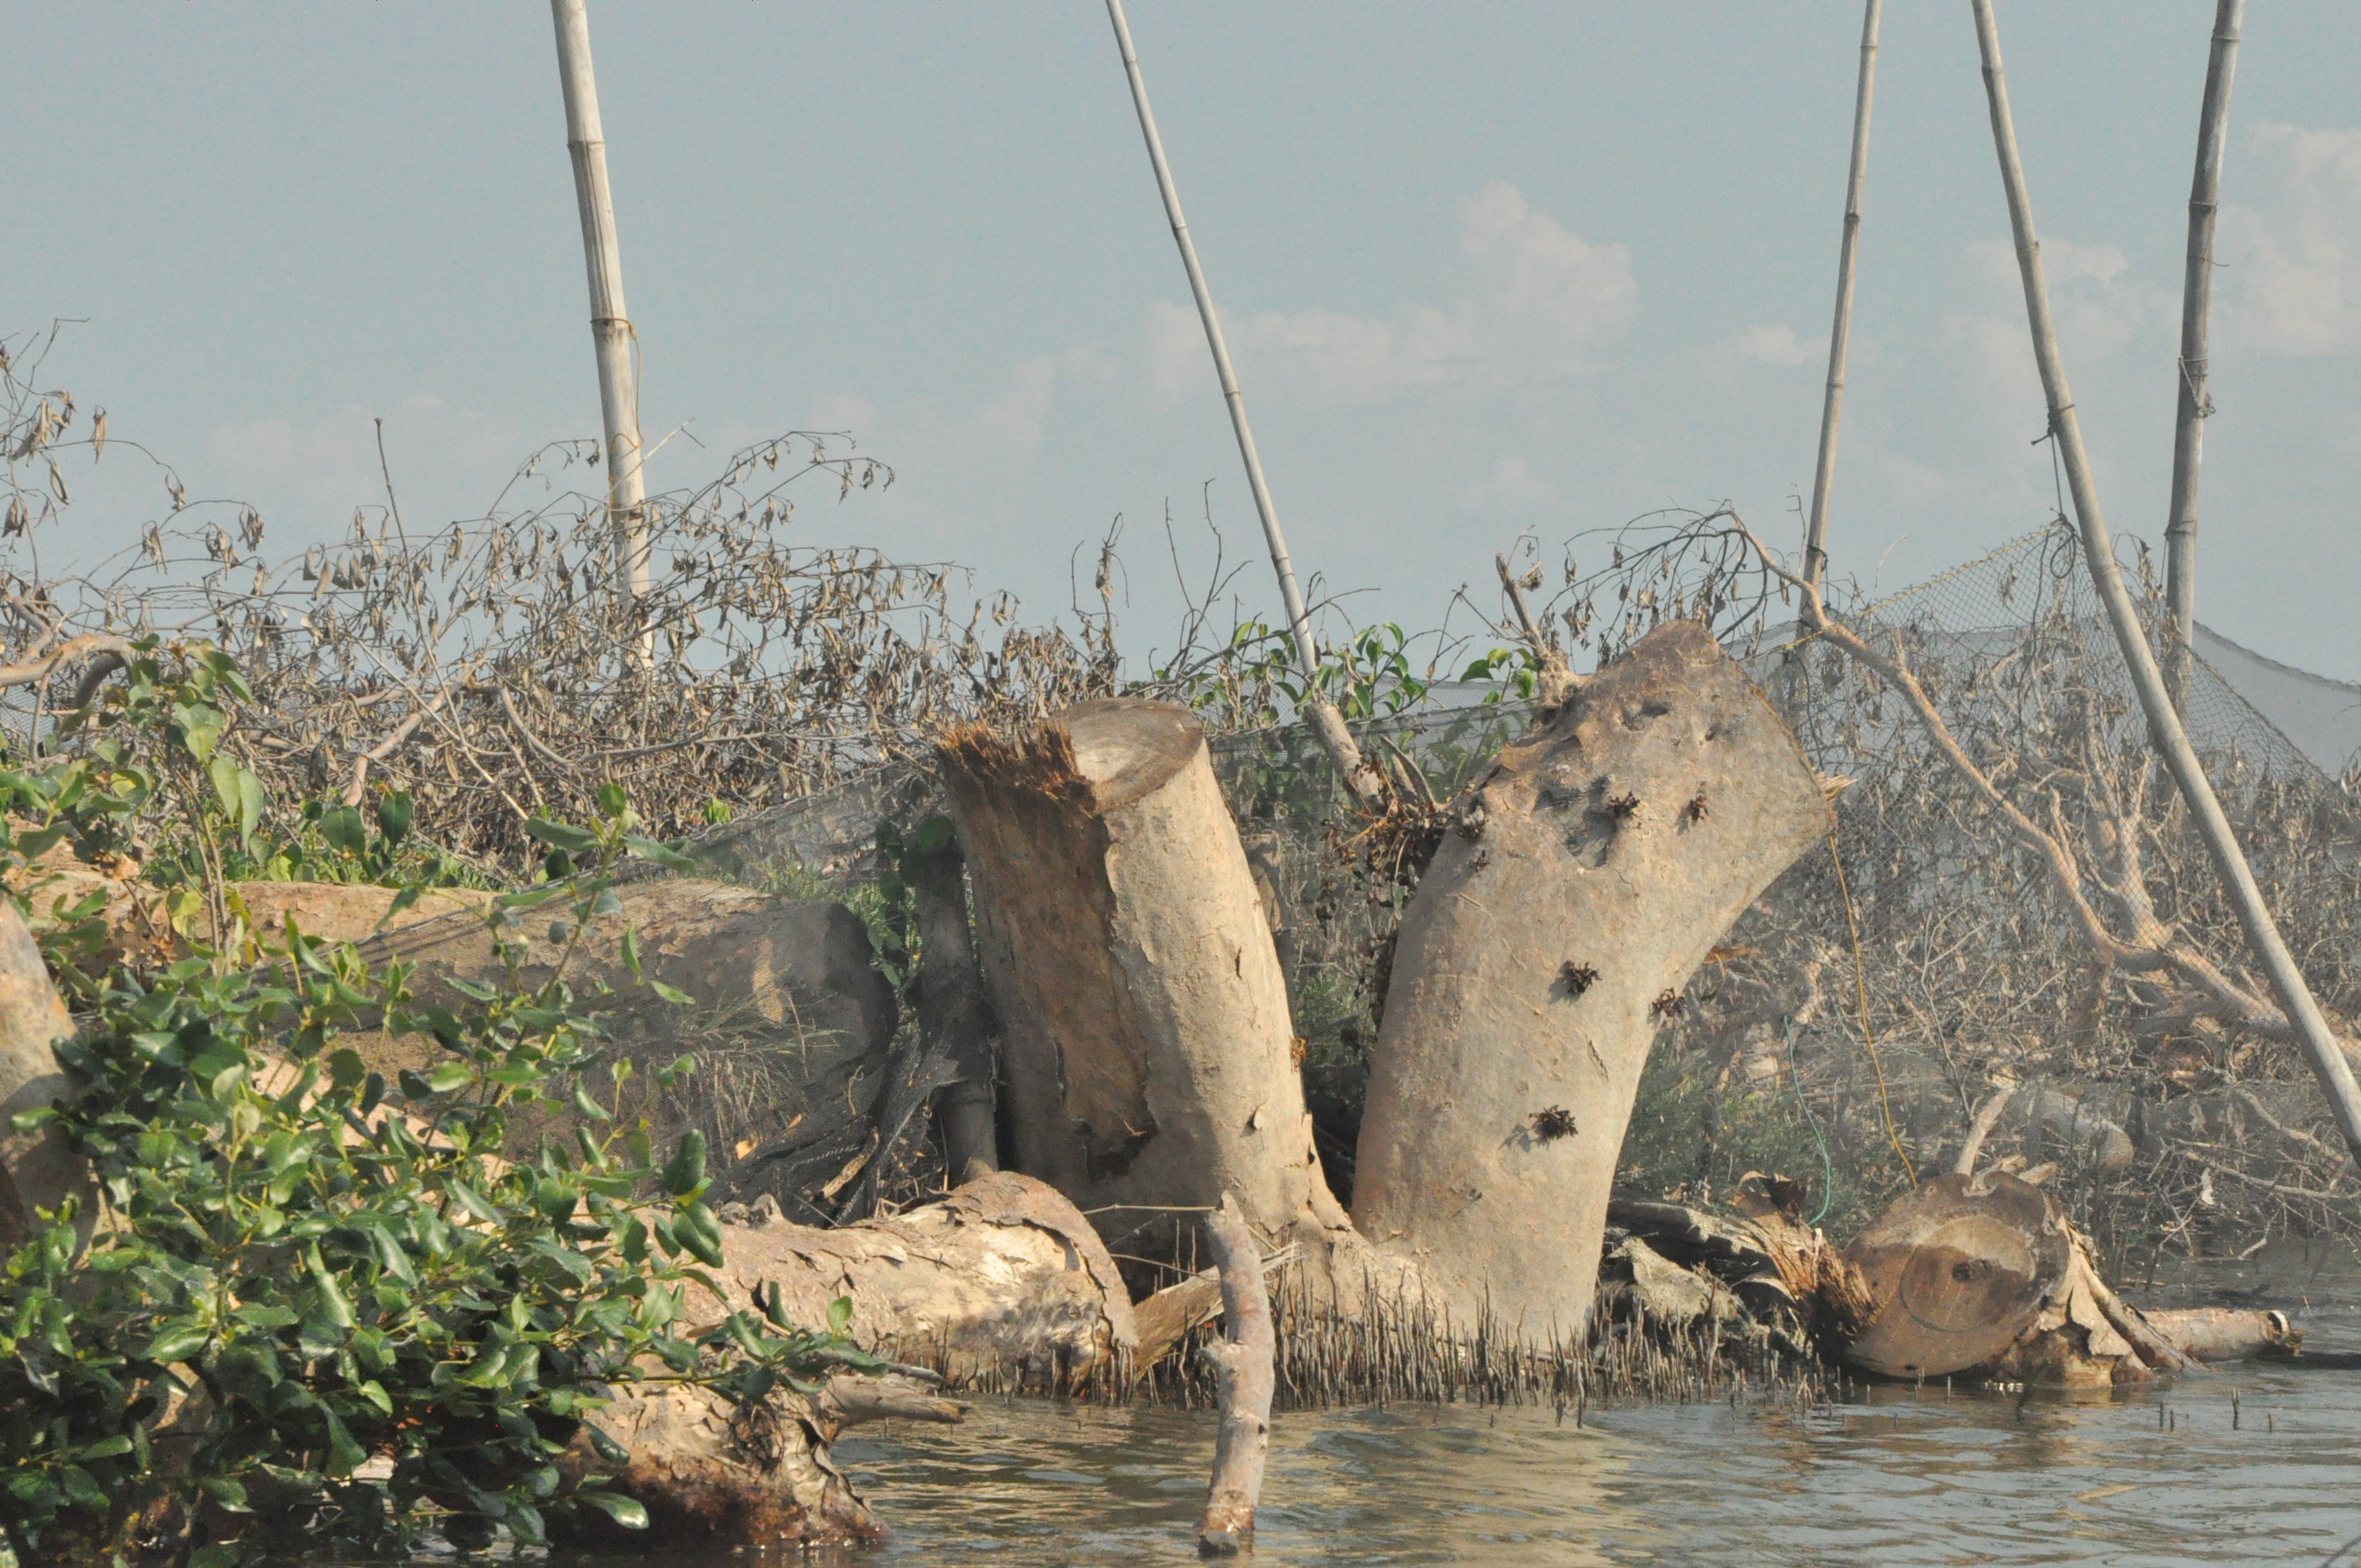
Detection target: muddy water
<box><xmin>828</xmin><ymin>1313</ymin><xmax>2361</xmax><ymax>1567</ymax></box>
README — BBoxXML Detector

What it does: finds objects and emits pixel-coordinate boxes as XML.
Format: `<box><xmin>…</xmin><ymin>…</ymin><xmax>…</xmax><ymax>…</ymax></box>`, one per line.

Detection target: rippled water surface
<box><xmin>828</xmin><ymin>1315</ymin><xmax>2361</xmax><ymax>1568</ymax></box>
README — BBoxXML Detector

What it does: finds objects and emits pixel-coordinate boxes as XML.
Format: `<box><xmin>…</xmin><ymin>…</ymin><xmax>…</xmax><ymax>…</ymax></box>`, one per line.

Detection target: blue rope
<box><xmin>1785</xmin><ymin>1015</ymin><xmax>1835</xmax><ymax>1227</ymax></box>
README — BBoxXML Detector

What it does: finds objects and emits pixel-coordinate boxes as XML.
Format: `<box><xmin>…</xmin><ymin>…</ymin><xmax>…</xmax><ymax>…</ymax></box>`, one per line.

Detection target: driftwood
<box><xmin>1609</xmin><ymin>1183</ymin><xmax>1875</xmax><ymax>1350</ymax></box>
<box><xmin>1194</xmin><ymin>1194</ymin><xmax>1274</xmax><ymax>1556</ymax></box>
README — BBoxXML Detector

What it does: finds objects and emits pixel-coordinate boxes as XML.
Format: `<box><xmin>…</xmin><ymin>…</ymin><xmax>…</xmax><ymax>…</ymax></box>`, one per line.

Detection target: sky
<box><xmin>7</xmin><ymin>1</ymin><xmax>2359</xmax><ymax>680</ymax></box>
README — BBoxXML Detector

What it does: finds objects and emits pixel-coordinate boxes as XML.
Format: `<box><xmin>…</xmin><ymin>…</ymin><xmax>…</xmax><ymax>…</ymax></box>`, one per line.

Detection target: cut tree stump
<box><xmin>1838</xmin><ymin>1170</ymin><xmax>2298</xmax><ymax>1385</ymax></box>
<box><xmin>940</xmin><ymin>699</ymin><xmax>1354</xmax><ymax>1275</ymax></box>
<box><xmin>1843</xmin><ymin>1172</ymin><xmax>2075</xmax><ymax>1379</ymax></box>
<box><xmin>1352</xmin><ymin>622</ymin><xmax>1832</xmax><ymax>1332</ymax></box>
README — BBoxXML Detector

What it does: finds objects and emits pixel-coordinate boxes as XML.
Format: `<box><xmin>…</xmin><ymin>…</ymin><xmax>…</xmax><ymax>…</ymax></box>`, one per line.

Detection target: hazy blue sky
<box><xmin>10</xmin><ymin>2</ymin><xmax>2359</xmax><ymax>677</ymax></box>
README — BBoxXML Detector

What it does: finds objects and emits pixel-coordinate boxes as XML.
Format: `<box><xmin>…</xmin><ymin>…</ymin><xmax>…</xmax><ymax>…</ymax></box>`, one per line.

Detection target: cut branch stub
<box><xmin>1351</xmin><ymin>622</ymin><xmax>1831</xmax><ymax>1332</ymax></box>
<box><xmin>939</xmin><ymin>699</ymin><xmax>1345</xmax><ymax>1266</ymax></box>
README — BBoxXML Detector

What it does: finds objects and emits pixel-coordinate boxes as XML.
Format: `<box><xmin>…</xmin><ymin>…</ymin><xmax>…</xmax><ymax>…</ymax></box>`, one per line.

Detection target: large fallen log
<box><xmin>0</xmin><ymin>902</ymin><xmax>94</xmax><ymax>1250</ymax></box>
<box><xmin>346</xmin><ymin>879</ymin><xmax>902</xmax><ymax>1222</ymax></box>
<box><xmin>558</xmin><ymin>1169</ymin><xmax>1137</xmax><ymax>1550</ymax></box>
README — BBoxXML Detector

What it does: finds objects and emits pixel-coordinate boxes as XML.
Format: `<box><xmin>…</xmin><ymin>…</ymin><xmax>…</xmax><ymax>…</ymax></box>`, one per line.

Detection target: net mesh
<box><xmin>681</xmin><ymin>522</ymin><xmax>2361</xmax><ymax>1263</ymax></box>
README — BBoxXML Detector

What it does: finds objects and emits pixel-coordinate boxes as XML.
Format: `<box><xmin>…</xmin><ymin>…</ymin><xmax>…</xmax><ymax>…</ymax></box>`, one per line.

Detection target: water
<box><xmin>827</xmin><ymin>1315</ymin><xmax>2361</xmax><ymax>1568</ymax></box>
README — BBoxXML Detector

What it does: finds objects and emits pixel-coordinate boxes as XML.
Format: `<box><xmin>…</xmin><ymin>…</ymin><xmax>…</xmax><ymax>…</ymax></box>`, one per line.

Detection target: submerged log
<box><xmin>2147</xmin><ymin>1307</ymin><xmax>2299</xmax><ymax>1363</ymax></box>
<box><xmin>1353</xmin><ymin>623</ymin><xmax>1832</xmax><ymax>1332</ymax></box>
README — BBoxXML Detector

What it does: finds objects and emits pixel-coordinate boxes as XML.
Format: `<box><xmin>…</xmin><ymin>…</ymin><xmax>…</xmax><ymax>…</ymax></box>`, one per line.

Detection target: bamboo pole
<box><xmin>1102</xmin><ymin>0</ymin><xmax>1382</xmax><ymax>804</ymax></box>
<box><xmin>550</xmin><ymin>0</ymin><xmax>651</xmax><ymax>642</ymax></box>
<box><xmin>1968</xmin><ymin>0</ymin><xmax>2361</xmax><ymax>1157</ymax></box>
<box><xmin>1802</xmin><ymin>0</ymin><xmax>1884</xmax><ymax>594</ymax></box>
<box><xmin>2163</xmin><ymin>0</ymin><xmax>2244</xmax><ymax>707</ymax></box>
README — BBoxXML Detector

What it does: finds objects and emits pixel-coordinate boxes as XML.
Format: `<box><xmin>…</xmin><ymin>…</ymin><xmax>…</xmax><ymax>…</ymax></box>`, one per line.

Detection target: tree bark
<box><xmin>1352</xmin><ymin>622</ymin><xmax>1832</xmax><ymax>1332</ymax></box>
<box><xmin>0</xmin><ymin>902</ymin><xmax>92</xmax><ymax>1251</ymax></box>
<box><xmin>939</xmin><ymin>698</ymin><xmax>1354</xmax><ymax>1277</ymax></box>
<box><xmin>1194</xmin><ymin>1194</ymin><xmax>1273</xmax><ymax>1557</ymax></box>
<box><xmin>911</xmin><ymin>835</ymin><xmax>999</xmax><ymax>1185</ymax></box>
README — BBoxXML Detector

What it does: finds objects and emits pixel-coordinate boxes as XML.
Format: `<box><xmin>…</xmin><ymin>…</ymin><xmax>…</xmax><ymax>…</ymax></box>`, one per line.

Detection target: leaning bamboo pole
<box><xmin>2163</xmin><ymin>0</ymin><xmax>2244</xmax><ymax>707</ymax></box>
<box><xmin>1101</xmin><ymin>0</ymin><xmax>1382</xmax><ymax>804</ymax></box>
<box><xmin>1802</xmin><ymin>0</ymin><xmax>1884</xmax><ymax>595</ymax></box>
<box><xmin>550</xmin><ymin>0</ymin><xmax>651</xmax><ymax>641</ymax></box>
<box><xmin>1968</xmin><ymin>0</ymin><xmax>2361</xmax><ymax>1157</ymax></box>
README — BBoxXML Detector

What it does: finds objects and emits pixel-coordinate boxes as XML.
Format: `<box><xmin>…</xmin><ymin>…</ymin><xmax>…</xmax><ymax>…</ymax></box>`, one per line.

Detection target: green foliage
<box><xmin>0</xmin><ymin>638</ymin><xmax>476</xmax><ymax>977</ymax></box>
<box><xmin>1457</xmin><ymin>644</ymin><xmax>1547</xmax><ymax>705</ymax></box>
<box><xmin>1162</xmin><ymin>620</ymin><xmax>1443</xmax><ymax>733</ymax></box>
<box><xmin>0</xmin><ymin>646</ymin><xmax>874</xmax><ymax>1565</ymax></box>
<box><xmin>866</xmin><ymin>816</ymin><xmax>957</xmax><ymax>998</ymax></box>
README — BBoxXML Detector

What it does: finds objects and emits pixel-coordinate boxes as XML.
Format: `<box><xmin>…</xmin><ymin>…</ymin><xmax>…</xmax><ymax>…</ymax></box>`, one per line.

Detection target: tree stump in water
<box><xmin>1352</xmin><ymin>623</ymin><xmax>1833</xmax><ymax>1332</ymax></box>
<box><xmin>940</xmin><ymin>699</ymin><xmax>1351</xmax><ymax>1272</ymax></box>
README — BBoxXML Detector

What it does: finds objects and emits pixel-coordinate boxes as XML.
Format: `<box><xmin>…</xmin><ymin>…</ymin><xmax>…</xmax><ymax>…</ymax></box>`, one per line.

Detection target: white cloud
<box><xmin>1465</xmin><ymin>454</ymin><xmax>1554</xmax><ymax>512</ymax></box>
<box><xmin>1150</xmin><ymin>181</ymin><xmax>1634</xmax><ymax>410</ymax></box>
<box><xmin>805</xmin><ymin>344</ymin><xmax>1115</xmax><ymax>488</ymax></box>
<box><xmin>1940</xmin><ymin>236</ymin><xmax>2162</xmax><ymax>425</ymax></box>
<box><xmin>2220</xmin><ymin>122</ymin><xmax>2361</xmax><ymax>355</ymax></box>
<box><xmin>1730</xmin><ymin>324</ymin><xmax>1824</xmax><ymax>368</ymax></box>
<box><xmin>204</xmin><ymin>393</ymin><xmax>530</xmax><ymax>532</ymax></box>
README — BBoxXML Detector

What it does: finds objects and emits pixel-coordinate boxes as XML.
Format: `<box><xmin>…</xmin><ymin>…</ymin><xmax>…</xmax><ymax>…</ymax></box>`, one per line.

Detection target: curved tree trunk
<box><xmin>1352</xmin><ymin>623</ymin><xmax>1832</xmax><ymax>1332</ymax></box>
<box><xmin>940</xmin><ymin>699</ymin><xmax>1355</xmax><ymax>1279</ymax></box>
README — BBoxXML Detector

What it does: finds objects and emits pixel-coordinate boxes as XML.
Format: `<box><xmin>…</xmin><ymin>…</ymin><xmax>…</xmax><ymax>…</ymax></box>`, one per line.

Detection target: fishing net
<box><xmin>681</xmin><ymin>520</ymin><xmax>2361</xmax><ymax>1264</ymax></box>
